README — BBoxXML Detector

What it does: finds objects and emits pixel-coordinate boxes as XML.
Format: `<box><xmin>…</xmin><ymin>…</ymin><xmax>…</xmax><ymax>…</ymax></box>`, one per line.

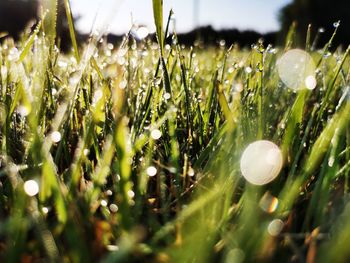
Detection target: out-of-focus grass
<box><xmin>0</xmin><ymin>0</ymin><xmax>349</xmax><ymax>262</ymax></box>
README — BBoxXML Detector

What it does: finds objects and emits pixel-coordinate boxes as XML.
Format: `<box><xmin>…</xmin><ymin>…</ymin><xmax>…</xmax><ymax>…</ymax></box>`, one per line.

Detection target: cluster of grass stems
<box><xmin>0</xmin><ymin>0</ymin><xmax>349</xmax><ymax>262</ymax></box>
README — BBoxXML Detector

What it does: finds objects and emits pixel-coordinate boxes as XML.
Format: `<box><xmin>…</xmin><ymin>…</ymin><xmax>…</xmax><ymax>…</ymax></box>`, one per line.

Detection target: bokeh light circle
<box><xmin>240</xmin><ymin>140</ymin><xmax>283</xmax><ymax>185</ymax></box>
<box><xmin>277</xmin><ymin>49</ymin><xmax>316</xmax><ymax>91</ymax></box>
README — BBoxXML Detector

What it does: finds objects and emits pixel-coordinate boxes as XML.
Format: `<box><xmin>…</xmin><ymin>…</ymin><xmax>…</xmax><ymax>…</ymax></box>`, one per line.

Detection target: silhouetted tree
<box><xmin>279</xmin><ymin>0</ymin><xmax>350</xmax><ymax>47</ymax></box>
<box><xmin>0</xmin><ymin>0</ymin><xmax>74</xmax><ymax>50</ymax></box>
<box><xmin>0</xmin><ymin>0</ymin><xmax>38</xmax><ymax>36</ymax></box>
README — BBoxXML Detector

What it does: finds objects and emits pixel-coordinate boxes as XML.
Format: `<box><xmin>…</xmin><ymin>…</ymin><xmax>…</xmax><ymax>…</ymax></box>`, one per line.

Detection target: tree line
<box><xmin>0</xmin><ymin>0</ymin><xmax>349</xmax><ymax>48</ymax></box>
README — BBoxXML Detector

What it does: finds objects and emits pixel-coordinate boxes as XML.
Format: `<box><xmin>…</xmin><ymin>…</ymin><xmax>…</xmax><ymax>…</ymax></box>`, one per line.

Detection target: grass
<box><xmin>0</xmin><ymin>0</ymin><xmax>350</xmax><ymax>262</ymax></box>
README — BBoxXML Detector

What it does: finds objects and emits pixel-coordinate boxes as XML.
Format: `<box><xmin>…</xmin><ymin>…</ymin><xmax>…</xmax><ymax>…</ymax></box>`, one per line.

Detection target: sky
<box><xmin>70</xmin><ymin>0</ymin><xmax>293</xmax><ymax>35</ymax></box>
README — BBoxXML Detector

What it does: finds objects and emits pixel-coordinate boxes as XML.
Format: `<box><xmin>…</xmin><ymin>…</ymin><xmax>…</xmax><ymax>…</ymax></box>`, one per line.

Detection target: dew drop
<box><xmin>42</xmin><ymin>207</ymin><xmax>49</xmax><ymax>214</ymax></box>
<box><xmin>169</xmin><ymin>167</ymin><xmax>177</xmax><ymax>173</ymax></box>
<box><xmin>119</xmin><ymin>79</ymin><xmax>127</xmax><ymax>89</ymax></box>
<box><xmin>305</xmin><ymin>75</ymin><xmax>317</xmax><ymax>90</ymax></box>
<box><xmin>51</xmin><ymin>88</ymin><xmax>57</xmax><ymax>96</ymax></box>
<box><xmin>245</xmin><ymin>67</ymin><xmax>252</xmax><ymax>74</ymax></box>
<box><xmin>267</xmin><ymin>219</ymin><xmax>284</xmax><ymax>236</ymax></box>
<box><xmin>187</xmin><ymin>167</ymin><xmax>195</xmax><ymax>177</ymax></box>
<box><xmin>18</xmin><ymin>105</ymin><xmax>31</xmax><ymax>117</ymax></box>
<box><xmin>259</xmin><ymin>192</ymin><xmax>279</xmax><ymax>213</ymax></box>
<box><xmin>323</xmin><ymin>52</ymin><xmax>331</xmax><ymax>58</ymax></box>
<box><xmin>146</xmin><ymin>166</ymin><xmax>157</xmax><ymax>177</ymax></box>
<box><xmin>151</xmin><ymin>129</ymin><xmax>162</xmax><ymax>140</ymax></box>
<box><xmin>328</xmin><ymin>156</ymin><xmax>335</xmax><ymax>167</ymax></box>
<box><xmin>233</xmin><ymin>83</ymin><xmax>243</xmax><ymax>93</ymax></box>
<box><xmin>24</xmin><ymin>180</ymin><xmax>39</xmax><ymax>196</ymax></box>
<box><xmin>333</xmin><ymin>21</ymin><xmax>340</xmax><ymax>28</ymax></box>
<box><xmin>83</xmin><ymin>149</ymin><xmax>90</xmax><ymax>156</ymax></box>
<box><xmin>57</xmin><ymin>60</ymin><xmax>68</xmax><ymax>69</ymax></box>
<box><xmin>109</xmin><ymin>204</ymin><xmax>119</xmax><ymax>213</ymax></box>
<box><xmin>127</xmin><ymin>190</ymin><xmax>135</xmax><ymax>198</ymax></box>
<box><xmin>164</xmin><ymin>92</ymin><xmax>171</xmax><ymax>100</ymax></box>
<box><xmin>51</xmin><ymin>131</ymin><xmax>62</xmax><ymax>143</ymax></box>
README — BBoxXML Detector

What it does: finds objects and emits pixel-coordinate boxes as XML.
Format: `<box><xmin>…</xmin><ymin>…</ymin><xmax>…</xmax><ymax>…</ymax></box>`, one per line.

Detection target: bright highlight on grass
<box><xmin>151</xmin><ymin>129</ymin><xmax>162</xmax><ymax>140</ymax></box>
<box><xmin>146</xmin><ymin>166</ymin><xmax>157</xmax><ymax>177</ymax></box>
<box><xmin>240</xmin><ymin>140</ymin><xmax>283</xmax><ymax>185</ymax></box>
<box><xmin>267</xmin><ymin>219</ymin><xmax>284</xmax><ymax>236</ymax></box>
<box><xmin>23</xmin><ymin>180</ymin><xmax>39</xmax><ymax>197</ymax></box>
<box><xmin>259</xmin><ymin>192</ymin><xmax>279</xmax><ymax>213</ymax></box>
<box><xmin>50</xmin><ymin>131</ymin><xmax>62</xmax><ymax>143</ymax></box>
<box><xmin>305</xmin><ymin>75</ymin><xmax>317</xmax><ymax>90</ymax></box>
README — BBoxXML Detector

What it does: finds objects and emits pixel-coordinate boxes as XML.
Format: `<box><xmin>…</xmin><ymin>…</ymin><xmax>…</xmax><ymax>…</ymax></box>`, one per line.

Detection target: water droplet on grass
<box><xmin>42</xmin><ymin>207</ymin><xmax>49</xmax><ymax>214</ymax></box>
<box><xmin>187</xmin><ymin>167</ymin><xmax>195</xmax><ymax>177</ymax></box>
<box><xmin>18</xmin><ymin>105</ymin><xmax>31</xmax><ymax>117</ymax></box>
<box><xmin>151</xmin><ymin>129</ymin><xmax>162</xmax><ymax>140</ymax></box>
<box><xmin>119</xmin><ymin>79</ymin><xmax>127</xmax><ymax>89</ymax></box>
<box><xmin>57</xmin><ymin>60</ymin><xmax>68</xmax><ymax>69</ymax></box>
<box><xmin>51</xmin><ymin>131</ymin><xmax>62</xmax><ymax>143</ymax></box>
<box><xmin>259</xmin><ymin>192</ymin><xmax>279</xmax><ymax>213</ymax></box>
<box><xmin>24</xmin><ymin>180</ymin><xmax>39</xmax><ymax>196</ymax></box>
<box><xmin>333</xmin><ymin>21</ymin><xmax>340</xmax><ymax>28</ymax></box>
<box><xmin>109</xmin><ymin>204</ymin><xmax>118</xmax><ymax>213</ymax></box>
<box><xmin>245</xmin><ymin>67</ymin><xmax>252</xmax><ymax>74</ymax></box>
<box><xmin>154</xmin><ymin>77</ymin><xmax>162</xmax><ymax>86</ymax></box>
<box><xmin>305</xmin><ymin>75</ymin><xmax>317</xmax><ymax>90</ymax></box>
<box><xmin>323</xmin><ymin>52</ymin><xmax>331</xmax><ymax>58</ymax></box>
<box><xmin>127</xmin><ymin>190</ymin><xmax>135</xmax><ymax>198</ymax></box>
<box><xmin>163</xmin><ymin>92</ymin><xmax>171</xmax><ymax>100</ymax></box>
<box><xmin>8</xmin><ymin>47</ymin><xmax>19</xmax><ymax>61</ymax></box>
<box><xmin>328</xmin><ymin>156</ymin><xmax>335</xmax><ymax>167</ymax></box>
<box><xmin>51</xmin><ymin>88</ymin><xmax>57</xmax><ymax>96</ymax></box>
<box><xmin>146</xmin><ymin>166</ymin><xmax>157</xmax><ymax>177</ymax></box>
<box><xmin>268</xmin><ymin>219</ymin><xmax>284</xmax><ymax>236</ymax></box>
<box><xmin>83</xmin><ymin>149</ymin><xmax>90</xmax><ymax>156</ymax></box>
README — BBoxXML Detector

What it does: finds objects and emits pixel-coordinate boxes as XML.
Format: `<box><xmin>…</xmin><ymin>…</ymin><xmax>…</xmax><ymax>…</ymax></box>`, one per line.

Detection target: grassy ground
<box><xmin>0</xmin><ymin>1</ymin><xmax>350</xmax><ymax>262</ymax></box>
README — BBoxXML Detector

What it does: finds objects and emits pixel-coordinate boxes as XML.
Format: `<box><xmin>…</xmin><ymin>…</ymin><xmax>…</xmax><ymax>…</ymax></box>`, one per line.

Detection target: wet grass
<box><xmin>0</xmin><ymin>0</ymin><xmax>349</xmax><ymax>262</ymax></box>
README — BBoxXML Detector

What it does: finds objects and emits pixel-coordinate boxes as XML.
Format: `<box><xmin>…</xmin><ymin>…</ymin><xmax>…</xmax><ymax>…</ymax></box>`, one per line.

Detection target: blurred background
<box><xmin>0</xmin><ymin>0</ymin><xmax>349</xmax><ymax>48</ymax></box>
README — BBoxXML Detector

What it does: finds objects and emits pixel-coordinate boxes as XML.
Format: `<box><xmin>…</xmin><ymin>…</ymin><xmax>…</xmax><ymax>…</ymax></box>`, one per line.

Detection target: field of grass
<box><xmin>0</xmin><ymin>0</ymin><xmax>350</xmax><ymax>262</ymax></box>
